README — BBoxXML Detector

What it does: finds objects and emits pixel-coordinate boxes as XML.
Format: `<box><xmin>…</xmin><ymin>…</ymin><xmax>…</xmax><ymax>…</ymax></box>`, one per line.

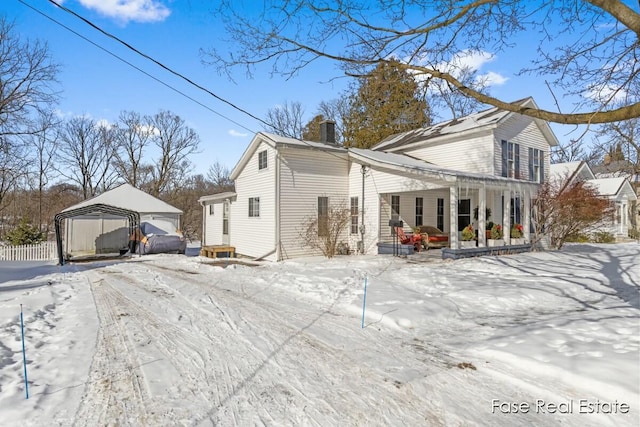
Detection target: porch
<box><xmin>375</xmin><ymin>181</ymin><xmax>538</xmax><ymax>250</ymax></box>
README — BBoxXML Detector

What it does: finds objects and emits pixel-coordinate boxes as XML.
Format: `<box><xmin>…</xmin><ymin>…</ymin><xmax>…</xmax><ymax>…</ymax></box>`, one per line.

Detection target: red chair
<box><xmin>394</xmin><ymin>227</ymin><xmax>423</xmax><ymax>252</ymax></box>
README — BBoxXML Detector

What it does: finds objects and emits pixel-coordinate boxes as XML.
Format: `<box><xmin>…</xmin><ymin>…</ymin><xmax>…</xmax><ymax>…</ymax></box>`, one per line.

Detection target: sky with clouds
<box><xmin>5</xmin><ymin>0</ymin><xmax>589</xmax><ymax>175</ymax></box>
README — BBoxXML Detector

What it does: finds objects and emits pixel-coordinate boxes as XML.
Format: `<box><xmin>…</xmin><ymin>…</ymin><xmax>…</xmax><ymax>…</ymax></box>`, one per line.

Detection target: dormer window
<box><xmin>258</xmin><ymin>150</ymin><xmax>268</xmax><ymax>170</ymax></box>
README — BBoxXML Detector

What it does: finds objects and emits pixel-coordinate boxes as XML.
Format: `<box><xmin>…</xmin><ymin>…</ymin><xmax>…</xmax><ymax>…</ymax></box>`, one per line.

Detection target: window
<box><xmin>248</xmin><ymin>197</ymin><xmax>260</xmax><ymax>217</ymax></box>
<box><xmin>208</xmin><ymin>204</ymin><xmax>214</xmax><ymax>215</ymax></box>
<box><xmin>529</xmin><ymin>148</ymin><xmax>544</xmax><ymax>183</ymax></box>
<box><xmin>391</xmin><ymin>195</ymin><xmax>400</xmax><ymax>235</ymax></box>
<box><xmin>223</xmin><ymin>202</ymin><xmax>229</xmax><ymax>235</ymax></box>
<box><xmin>458</xmin><ymin>199</ymin><xmax>471</xmax><ymax>232</ymax></box>
<box><xmin>258</xmin><ymin>150</ymin><xmax>268</xmax><ymax>170</ymax></box>
<box><xmin>318</xmin><ymin>196</ymin><xmax>329</xmax><ymax>236</ymax></box>
<box><xmin>437</xmin><ymin>198</ymin><xmax>444</xmax><ymax>231</ymax></box>
<box><xmin>415</xmin><ymin>197</ymin><xmax>424</xmax><ymax>227</ymax></box>
<box><xmin>510</xmin><ymin>197</ymin><xmax>521</xmax><ymax>226</ymax></box>
<box><xmin>350</xmin><ymin>197</ymin><xmax>359</xmax><ymax>234</ymax></box>
<box><xmin>501</xmin><ymin>140</ymin><xmax>520</xmax><ymax>178</ymax></box>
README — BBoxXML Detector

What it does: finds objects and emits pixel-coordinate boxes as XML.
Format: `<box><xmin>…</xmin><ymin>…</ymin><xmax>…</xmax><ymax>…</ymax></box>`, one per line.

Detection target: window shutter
<box><xmin>501</xmin><ymin>140</ymin><xmax>508</xmax><ymax>177</ymax></box>
<box><xmin>540</xmin><ymin>151</ymin><xmax>545</xmax><ymax>182</ymax></box>
<box><xmin>514</xmin><ymin>144</ymin><xmax>520</xmax><ymax>179</ymax></box>
<box><xmin>528</xmin><ymin>147</ymin><xmax>534</xmax><ymax>181</ymax></box>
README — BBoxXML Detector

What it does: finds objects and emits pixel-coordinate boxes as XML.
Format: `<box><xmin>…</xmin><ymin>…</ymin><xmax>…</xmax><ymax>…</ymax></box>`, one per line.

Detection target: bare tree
<box><xmin>147</xmin><ymin>110</ymin><xmax>200</xmax><ymax>196</ymax></box>
<box><xmin>0</xmin><ymin>17</ymin><xmax>59</xmax><ymax>139</ymax></box>
<box><xmin>56</xmin><ymin>116</ymin><xmax>118</xmax><ymax>199</ymax></box>
<box><xmin>426</xmin><ymin>63</ymin><xmax>490</xmax><ymax>120</ymax></box>
<box><xmin>208</xmin><ymin>1</ymin><xmax>640</xmax><ymax>125</ymax></box>
<box><xmin>113</xmin><ymin>110</ymin><xmax>154</xmax><ymax>188</ymax></box>
<box><xmin>25</xmin><ymin>110</ymin><xmax>60</xmax><ymax>231</ymax></box>
<box><xmin>264</xmin><ymin>101</ymin><xmax>305</xmax><ymax>138</ymax></box>
<box><xmin>206</xmin><ymin>160</ymin><xmax>234</xmax><ymax>192</ymax></box>
<box><xmin>0</xmin><ymin>17</ymin><xmax>59</xmax><ymax>217</ymax></box>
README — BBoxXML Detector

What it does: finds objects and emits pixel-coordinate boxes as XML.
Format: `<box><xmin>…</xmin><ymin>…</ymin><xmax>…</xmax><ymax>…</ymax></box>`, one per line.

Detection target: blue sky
<box><xmin>4</xmin><ymin>0</ymin><xmax>587</xmax><ymax>175</ymax></box>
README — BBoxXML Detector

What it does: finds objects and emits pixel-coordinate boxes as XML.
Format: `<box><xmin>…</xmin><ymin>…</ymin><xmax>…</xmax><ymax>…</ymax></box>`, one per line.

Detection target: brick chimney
<box><xmin>320</xmin><ymin>120</ymin><xmax>336</xmax><ymax>144</ymax></box>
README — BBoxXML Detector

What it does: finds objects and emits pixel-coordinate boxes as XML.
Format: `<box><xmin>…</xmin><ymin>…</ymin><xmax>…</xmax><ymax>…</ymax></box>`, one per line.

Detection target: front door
<box><xmin>223</xmin><ymin>201</ymin><xmax>230</xmax><ymax>245</ymax></box>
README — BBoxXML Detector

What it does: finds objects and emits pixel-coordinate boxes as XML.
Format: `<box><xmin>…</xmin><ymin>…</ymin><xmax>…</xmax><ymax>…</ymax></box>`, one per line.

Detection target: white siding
<box><xmin>279</xmin><ymin>148</ymin><xmax>349</xmax><ymax>259</ymax></box>
<box><xmin>494</xmin><ymin>116</ymin><xmax>551</xmax><ymax>181</ymax></box>
<box><xmin>348</xmin><ymin>163</ymin><xmax>452</xmax><ymax>254</ymax></box>
<box><xmin>404</xmin><ymin>132</ymin><xmax>495</xmax><ymax>173</ymax></box>
<box><xmin>231</xmin><ymin>141</ymin><xmax>277</xmax><ymax>259</ymax></box>
<box><xmin>202</xmin><ymin>200</ymin><xmax>225</xmax><ymax>246</ymax></box>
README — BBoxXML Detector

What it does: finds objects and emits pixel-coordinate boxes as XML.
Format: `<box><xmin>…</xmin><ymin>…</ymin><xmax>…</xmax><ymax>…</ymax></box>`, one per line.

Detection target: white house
<box><xmin>200</xmin><ymin>98</ymin><xmax>559</xmax><ymax>260</ymax></box>
<box><xmin>549</xmin><ymin>161</ymin><xmax>637</xmax><ymax>239</ymax></box>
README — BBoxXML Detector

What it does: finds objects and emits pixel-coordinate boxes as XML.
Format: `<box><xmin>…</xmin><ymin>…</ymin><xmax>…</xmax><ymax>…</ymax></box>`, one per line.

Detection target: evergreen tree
<box><xmin>5</xmin><ymin>218</ymin><xmax>44</xmax><ymax>246</ymax></box>
<box><xmin>343</xmin><ymin>61</ymin><xmax>430</xmax><ymax>148</ymax></box>
<box><xmin>302</xmin><ymin>114</ymin><xmax>325</xmax><ymax>142</ymax></box>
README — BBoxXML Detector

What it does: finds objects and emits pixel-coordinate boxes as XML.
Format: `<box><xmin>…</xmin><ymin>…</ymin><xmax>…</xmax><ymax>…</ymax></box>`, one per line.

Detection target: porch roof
<box><xmin>348</xmin><ymin>148</ymin><xmax>540</xmax><ymax>189</ymax></box>
<box><xmin>198</xmin><ymin>192</ymin><xmax>237</xmax><ymax>203</ymax></box>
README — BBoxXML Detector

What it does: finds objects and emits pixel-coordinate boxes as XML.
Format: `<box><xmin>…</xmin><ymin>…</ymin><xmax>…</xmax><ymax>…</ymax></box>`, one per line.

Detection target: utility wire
<box><xmin>17</xmin><ymin>0</ymin><xmax>257</xmax><ymax>135</ymax></box>
<box><xmin>18</xmin><ymin>0</ymin><xmax>350</xmax><ymax>164</ymax></box>
<box><xmin>44</xmin><ymin>0</ymin><xmax>273</xmax><ymax>130</ymax></box>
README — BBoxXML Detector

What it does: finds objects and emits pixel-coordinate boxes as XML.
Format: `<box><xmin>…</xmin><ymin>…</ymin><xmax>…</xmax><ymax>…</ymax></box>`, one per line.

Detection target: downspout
<box><xmin>275</xmin><ymin>150</ymin><xmax>281</xmax><ymax>261</ymax></box>
<box><xmin>199</xmin><ymin>200</ymin><xmax>206</xmax><ymax>246</ymax></box>
<box><xmin>360</xmin><ymin>165</ymin><xmax>367</xmax><ymax>254</ymax></box>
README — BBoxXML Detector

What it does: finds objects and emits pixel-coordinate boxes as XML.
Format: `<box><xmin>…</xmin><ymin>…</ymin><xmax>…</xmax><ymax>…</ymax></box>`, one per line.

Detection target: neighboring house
<box><xmin>200</xmin><ymin>97</ymin><xmax>559</xmax><ymax>261</ymax></box>
<box><xmin>549</xmin><ymin>161</ymin><xmax>637</xmax><ymax>239</ymax></box>
<box><xmin>57</xmin><ymin>183</ymin><xmax>183</xmax><ymax>260</ymax></box>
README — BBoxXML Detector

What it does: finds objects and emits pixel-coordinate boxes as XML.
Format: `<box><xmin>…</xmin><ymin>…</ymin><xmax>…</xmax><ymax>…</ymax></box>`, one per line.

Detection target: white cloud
<box><xmin>585</xmin><ymin>83</ymin><xmax>627</xmax><ymax>104</ymax></box>
<box><xmin>410</xmin><ymin>49</ymin><xmax>508</xmax><ymax>88</ymax></box>
<box><xmin>228</xmin><ymin>129</ymin><xmax>249</xmax><ymax>138</ymax></box>
<box><xmin>78</xmin><ymin>0</ymin><xmax>171</xmax><ymax>24</ymax></box>
<box><xmin>479</xmin><ymin>71</ymin><xmax>508</xmax><ymax>86</ymax></box>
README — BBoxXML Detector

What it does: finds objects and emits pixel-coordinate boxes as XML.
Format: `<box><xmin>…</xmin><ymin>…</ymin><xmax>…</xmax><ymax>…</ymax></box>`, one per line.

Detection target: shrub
<box><xmin>461</xmin><ymin>224</ymin><xmax>475</xmax><ymax>241</ymax></box>
<box><xmin>591</xmin><ymin>231</ymin><xmax>615</xmax><ymax>243</ymax></box>
<box><xmin>565</xmin><ymin>232</ymin><xmax>590</xmax><ymax>243</ymax></box>
<box><xmin>490</xmin><ymin>223</ymin><xmax>503</xmax><ymax>239</ymax></box>
<box><xmin>5</xmin><ymin>218</ymin><xmax>45</xmax><ymax>246</ymax></box>
<box><xmin>629</xmin><ymin>228</ymin><xmax>640</xmax><ymax>240</ymax></box>
<box><xmin>511</xmin><ymin>223</ymin><xmax>524</xmax><ymax>238</ymax></box>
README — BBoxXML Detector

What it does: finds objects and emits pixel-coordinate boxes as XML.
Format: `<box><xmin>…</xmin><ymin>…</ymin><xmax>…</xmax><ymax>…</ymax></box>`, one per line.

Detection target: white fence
<box><xmin>0</xmin><ymin>241</ymin><xmax>57</xmax><ymax>261</ymax></box>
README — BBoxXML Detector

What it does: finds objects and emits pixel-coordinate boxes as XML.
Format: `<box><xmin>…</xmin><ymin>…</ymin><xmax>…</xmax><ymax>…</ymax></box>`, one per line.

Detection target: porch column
<box><xmin>450</xmin><ymin>185</ymin><xmax>459</xmax><ymax>249</ymax></box>
<box><xmin>523</xmin><ymin>191</ymin><xmax>531</xmax><ymax>243</ymax></box>
<box><xmin>478</xmin><ymin>185</ymin><xmax>486</xmax><ymax>247</ymax></box>
<box><xmin>503</xmin><ymin>189</ymin><xmax>511</xmax><ymax>245</ymax></box>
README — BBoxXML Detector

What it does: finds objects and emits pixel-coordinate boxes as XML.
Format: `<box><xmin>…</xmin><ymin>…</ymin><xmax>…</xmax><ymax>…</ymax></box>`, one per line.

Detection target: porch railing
<box><xmin>0</xmin><ymin>241</ymin><xmax>57</xmax><ymax>261</ymax></box>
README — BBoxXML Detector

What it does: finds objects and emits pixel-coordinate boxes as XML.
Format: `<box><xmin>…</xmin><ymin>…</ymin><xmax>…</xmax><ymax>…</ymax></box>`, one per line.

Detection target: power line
<box><xmin>17</xmin><ymin>0</ymin><xmax>350</xmax><ymax>163</ymax></box>
<box><xmin>44</xmin><ymin>0</ymin><xmax>274</xmax><ymax>130</ymax></box>
<box><xmin>17</xmin><ymin>0</ymin><xmax>257</xmax><ymax>135</ymax></box>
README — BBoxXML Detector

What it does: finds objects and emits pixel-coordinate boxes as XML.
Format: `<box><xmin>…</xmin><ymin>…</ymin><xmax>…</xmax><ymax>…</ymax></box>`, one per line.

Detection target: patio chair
<box><xmin>394</xmin><ymin>226</ymin><xmax>423</xmax><ymax>252</ymax></box>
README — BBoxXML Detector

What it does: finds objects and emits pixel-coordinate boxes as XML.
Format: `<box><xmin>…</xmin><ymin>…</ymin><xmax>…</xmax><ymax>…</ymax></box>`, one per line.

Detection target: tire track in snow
<box><xmin>73</xmin><ymin>276</ymin><xmax>150</xmax><ymax>427</ymax></box>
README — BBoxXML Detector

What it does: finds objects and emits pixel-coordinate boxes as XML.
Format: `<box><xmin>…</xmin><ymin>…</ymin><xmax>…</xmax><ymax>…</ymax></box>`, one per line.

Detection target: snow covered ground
<box><xmin>0</xmin><ymin>243</ymin><xmax>638</xmax><ymax>426</ymax></box>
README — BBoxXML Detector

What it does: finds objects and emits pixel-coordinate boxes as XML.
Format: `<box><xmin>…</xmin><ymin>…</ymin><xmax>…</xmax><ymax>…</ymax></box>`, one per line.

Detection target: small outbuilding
<box><xmin>55</xmin><ymin>184</ymin><xmax>184</xmax><ymax>263</ymax></box>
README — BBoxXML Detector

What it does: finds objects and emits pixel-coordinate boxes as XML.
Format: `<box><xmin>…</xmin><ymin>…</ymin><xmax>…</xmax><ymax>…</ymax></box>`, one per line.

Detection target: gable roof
<box><xmin>62</xmin><ymin>183</ymin><xmax>182</xmax><ymax>214</ymax></box>
<box><xmin>587</xmin><ymin>177</ymin><xmax>637</xmax><ymax>200</ymax></box>
<box><xmin>372</xmin><ymin>97</ymin><xmax>559</xmax><ymax>151</ymax></box>
<box><xmin>230</xmin><ymin>132</ymin><xmax>347</xmax><ymax>180</ymax></box>
<box><xmin>549</xmin><ymin>161</ymin><xmax>596</xmax><ymax>183</ymax></box>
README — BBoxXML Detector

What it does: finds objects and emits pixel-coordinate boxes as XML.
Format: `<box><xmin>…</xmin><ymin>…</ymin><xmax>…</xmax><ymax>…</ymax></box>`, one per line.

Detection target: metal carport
<box><xmin>54</xmin><ymin>203</ymin><xmax>140</xmax><ymax>265</ymax></box>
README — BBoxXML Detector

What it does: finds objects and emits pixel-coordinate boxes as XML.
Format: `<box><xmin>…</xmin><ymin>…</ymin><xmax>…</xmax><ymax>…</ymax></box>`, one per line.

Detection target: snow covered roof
<box><xmin>549</xmin><ymin>161</ymin><xmax>595</xmax><ymax>183</ymax></box>
<box><xmin>348</xmin><ymin>148</ymin><xmax>540</xmax><ymax>187</ymax></box>
<box><xmin>587</xmin><ymin>177</ymin><xmax>637</xmax><ymax>200</ymax></box>
<box><xmin>372</xmin><ymin>97</ymin><xmax>559</xmax><ymax>151</ymax></box>
<box><xmin>198</xmin><ymin>192</ymin><xmax>237</xmax><ymax>203</ymax></box>
<box><xmin>62</xmin><ymin>183</ymin><xmax>182</xmax><ymax>214</ymax></box>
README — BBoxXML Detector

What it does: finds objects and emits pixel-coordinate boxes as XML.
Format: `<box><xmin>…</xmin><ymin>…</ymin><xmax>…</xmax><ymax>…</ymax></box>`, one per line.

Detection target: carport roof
<box><xmin>62</xmin><ymin>183</ymin><xmax>182</xmax><ymax>214</ymax></box>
